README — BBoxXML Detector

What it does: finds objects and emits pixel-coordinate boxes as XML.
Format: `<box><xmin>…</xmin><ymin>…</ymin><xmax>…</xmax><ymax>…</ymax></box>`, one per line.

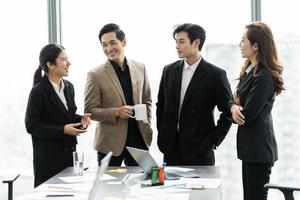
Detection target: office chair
<box><xmin>2</xmin><ymin>174</ymin><xmax>20</xmax><ymax>200</ymax></box>
<box><xmin>265</xmin><ymin>183</ymin><xmax>300</xmax><ymax>200</ymax></box>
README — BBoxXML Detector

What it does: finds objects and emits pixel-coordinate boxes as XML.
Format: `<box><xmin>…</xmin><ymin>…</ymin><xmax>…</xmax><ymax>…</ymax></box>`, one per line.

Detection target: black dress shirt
<box><xmin>109</xmin><ymin>58</ymin><xmax>147</xmax><ymax>149</ymax></box>
<box><xmin>110</xmin><ymin>58</ymin><xmax>136</xmax><ymax>127</ymax></box>
<box><xmin>110</xmin><ymin>58</ymin><xmax>134</xmax><ymax>105</ymax></box>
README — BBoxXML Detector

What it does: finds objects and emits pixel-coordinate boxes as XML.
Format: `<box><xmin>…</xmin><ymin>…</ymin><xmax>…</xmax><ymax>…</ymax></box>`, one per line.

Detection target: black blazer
<box><xmin>156</xmin><ymin>59</ymin><xmax>233</xmax><ymax>160</ymax></box>
<box><xmin>25</xmin><ymin>75</ymin><xmax>82</xmax><ymax>186</ymax></box>
<box><xmin>25</xmin><ymin>75</ymin><xmax>82</xmax><ymax>150</ymax></box>
<box><xmin>237</xmin><ymin>67</ymin><xmax>278</xmax><ymax>163</ymax></box>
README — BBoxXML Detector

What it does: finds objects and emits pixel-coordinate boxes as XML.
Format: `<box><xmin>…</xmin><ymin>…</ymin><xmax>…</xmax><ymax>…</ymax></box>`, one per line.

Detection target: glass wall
<box><xmin>0</xmin><ymin>0</ymin><xmax>48</xmax><ymax>198</ymax></box>
<box><xmin>61</xmin><ymin>1</ymin><xmax>250</xmax><ymax>199</ymax></box>
<box><xmin>262</xmin><ymin>1</ymin><xmax>300</xmax><ymax>199</ymax></box>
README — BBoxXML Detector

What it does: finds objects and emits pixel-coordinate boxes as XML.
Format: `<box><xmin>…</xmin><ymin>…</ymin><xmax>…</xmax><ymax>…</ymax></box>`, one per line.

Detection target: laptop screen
<box><xmin>126</xmin><ymin>146</ymin><xmax>158</xmax><ymax>175</ymax></box>
<box><xmin>88</xmin><ymin>151</ymin><xmax>113</xmax><ymax>200</ymax></box>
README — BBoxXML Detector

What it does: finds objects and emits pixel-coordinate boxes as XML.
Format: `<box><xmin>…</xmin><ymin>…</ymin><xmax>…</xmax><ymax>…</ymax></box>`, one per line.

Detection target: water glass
<box><xmin>73</xmin><ymin>151</ymin><xmax>84</xmax><ymax>176</ymax></box>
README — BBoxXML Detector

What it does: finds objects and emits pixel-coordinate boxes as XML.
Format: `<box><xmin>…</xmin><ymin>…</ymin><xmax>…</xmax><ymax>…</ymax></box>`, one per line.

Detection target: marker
<box><xmin>107</xmin><ymin>168</ymin><xmax>127</xmax><ymax>173</ymax></box>
<box><xmin>84</xmin><ymin>167</ymin><xmax>89</xmax><ymax>171</ymax></box>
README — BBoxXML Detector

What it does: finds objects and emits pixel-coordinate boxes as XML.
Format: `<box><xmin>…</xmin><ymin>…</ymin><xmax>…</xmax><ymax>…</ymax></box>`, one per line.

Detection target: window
<box><xmin>61</xmin><ymin>1</ymin><xmax>250</xmax><ymax>199</ymax></box>
<box><xmin>262</xmin><ymin>1</ymin><xmax>300</xmax><ymax>199</ymax></box>
<box><xmin>0</xmin><ymin>0</ymin><xmax>47</xmax><ymax>196</ymax></box>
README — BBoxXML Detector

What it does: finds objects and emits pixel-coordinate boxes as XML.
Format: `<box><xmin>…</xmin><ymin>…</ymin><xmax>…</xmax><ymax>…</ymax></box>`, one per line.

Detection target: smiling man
<box><xmin>84</xmin><ymin>23</ymin><xmax>152</xmax><ymax>166</ymax></box>
<box><xmin>156</xmin><ymin>23</ymin><xmax>233</xmax><ymax>166</ymax></box>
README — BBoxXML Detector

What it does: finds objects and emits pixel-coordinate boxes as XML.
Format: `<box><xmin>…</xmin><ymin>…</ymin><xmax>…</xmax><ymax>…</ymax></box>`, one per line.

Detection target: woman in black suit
<box><xmin>25</xmin><ymin>44</ymin><xmax>91</xmax><ymax>187</ymax></box>
<box><xmin>231</xmin><ymin>22</ymin><xmax>284</xmax><ymax>200</ymax></box>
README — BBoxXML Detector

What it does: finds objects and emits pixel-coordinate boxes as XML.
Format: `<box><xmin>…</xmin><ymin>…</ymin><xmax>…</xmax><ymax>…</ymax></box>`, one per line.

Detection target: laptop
<box><xmin>88</xmin><ymin>151</ymin><xmax>113</xmax><ymax>200</ymax></box>
<box><xmin>126</xmin><ymin>146</ymin><xmax>157</xmax><ymax>175</ymax></box>
<box><xmin>126</xmin><ymin>146</ymin><xmax>200</xmax><ymax>179</ymax></box>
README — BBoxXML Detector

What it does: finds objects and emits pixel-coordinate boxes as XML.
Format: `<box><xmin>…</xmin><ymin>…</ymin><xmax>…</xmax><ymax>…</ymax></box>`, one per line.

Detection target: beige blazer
<box><xmin>84</xmin><ymin>59</ymin><xmax>152</xmax><ymax>156</ymax></box>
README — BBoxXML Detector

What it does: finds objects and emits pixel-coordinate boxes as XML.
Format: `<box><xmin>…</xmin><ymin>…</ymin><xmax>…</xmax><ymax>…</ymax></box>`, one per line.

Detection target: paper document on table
<box><xmin>177</xmin><ymin>178</ymin><xmax>222</xmax><ymax>189</ymax></box>
<box><xmin>164</xmin><ymin>167</ymin><xmax>200</xmax><ymax>179</ymax></box>
<box><xmin>127</xmin><ymin>193</ymin><xmax>189</xmax><ymax>200</ymax></box>
<box><xmin>58</xmin><ymin>175</ymin><xmax>92</xmax><ymax>183</ymax></box>
<box><xmin>37</xmin><ymin>183</ymin><xmax>92</xmax><ymax>192</ymax></box>
<box><xmin>152</xmin><ymin>178</ymin><xmax>222</xmax><ymax>190</ymax></box>
<box><xmin>18</xmin><ymin>191</ymin><xmax>88</xmax><ymax>200</ymax></box>
<box><xmin>129</xmin><ymin>184</ymin><xmax>189</xmax><ymax>196</ymax></box>
<box><xmin>128</xmin><ymin>178</ymin><xmax>221</xmax><ymax>196</ymax></box>
<box><xmin>59</xmin><ymin>174</ymin><xmax>116</xmax><ymax>183</ymax></box>
<box><xmin>18</xmin><ymin>191</ymin><xmax>74</xmax><ymax>200</ymax></box>
<box><xmin>18</xmin><ymin>183</ymin><xmax>92</xmax><ymax>200</ymax></box>
<box><xmin>165</xmin><ymin>166</ymin><xmax>194</xmax><ymax>172</ymax></box>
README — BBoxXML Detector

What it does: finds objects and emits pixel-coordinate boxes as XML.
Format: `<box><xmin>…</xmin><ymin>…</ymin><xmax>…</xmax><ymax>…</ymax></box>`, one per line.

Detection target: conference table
<box><xmin>18</xmin><ymin>166</ymin><xmax>222</xmax><ymax>200</ymax></box>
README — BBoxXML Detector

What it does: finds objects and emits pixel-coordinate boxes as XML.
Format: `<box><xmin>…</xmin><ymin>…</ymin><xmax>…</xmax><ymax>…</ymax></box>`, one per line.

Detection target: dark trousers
<box><xmin>97</xmin><ymin>122</ymin><xmax>147</xmax><ymax>166</ymax></box>
<box><xmin>163</xmin><ymin>132</ymin><xmax>215</xmax><ymax>166</ymax></box>
<box><xmin>33</xmin><ymin>146</ymin><xmax>75</xmax><ymax>187</ymax></box>
<box><xmin>242</xmin><ymin>161</ymin><xmax>273</xmax><ymax>200</ymax></box>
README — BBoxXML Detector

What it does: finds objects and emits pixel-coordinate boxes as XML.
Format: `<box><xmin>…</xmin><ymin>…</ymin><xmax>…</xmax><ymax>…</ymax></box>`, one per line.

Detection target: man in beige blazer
<box><xmin>84</xmin><ymin>23</ymin><xmax>152</xmax><ymax>166</ymax></box>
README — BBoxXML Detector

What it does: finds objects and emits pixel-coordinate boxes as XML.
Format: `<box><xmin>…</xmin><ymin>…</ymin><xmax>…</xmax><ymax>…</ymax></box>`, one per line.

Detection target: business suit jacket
<box><xmin>237</xmin><ymin>67</ymin><xmax>278</xmax><ymax>163</ymax></box>
<box><xmin>84</xmin><ymin>59</ymin><xmax>152</xmax><ymax>156</ymax></box>
<box><xmin>25</xmin><ymin>75</ymin><xmax>82</xmax><ymax>186</ymax></box>
<box><xmin>157</xmin><ymin>59</ymin><xmax>233</xmax><ymax>161</ymax></box>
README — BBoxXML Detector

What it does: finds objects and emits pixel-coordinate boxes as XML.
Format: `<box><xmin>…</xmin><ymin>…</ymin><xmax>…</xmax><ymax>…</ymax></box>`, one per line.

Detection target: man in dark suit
<box><xmin>156</xmin><ymin>23</ymin><xmax>233</xmax><ymax>165</ymax></box>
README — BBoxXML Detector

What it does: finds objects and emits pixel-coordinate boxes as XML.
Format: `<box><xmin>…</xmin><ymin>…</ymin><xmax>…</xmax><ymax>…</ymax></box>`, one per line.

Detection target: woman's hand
<box><xmin>231</xmin><ymin>105</ymin><xmax>245</xmax><ymax>125</ymax></box>
<box><xmin>64</xmin><ymin>123</ymin><xmax>87</xmax><ymax>136</ymax></box>
<box><xmin>81</xmin><ymin>113</ymin><xmax>91</xmax><ymax>129</ymax></box>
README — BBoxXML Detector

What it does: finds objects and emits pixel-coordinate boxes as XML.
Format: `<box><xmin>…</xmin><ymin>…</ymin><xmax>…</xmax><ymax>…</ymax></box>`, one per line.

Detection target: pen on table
<box><xmin>175</xmin><ymin>183</ymin><xmax>205</xmax><ymax>190</ymax></box>
<box><xmin>177</xmin><ymin>185</ymin><xmax>205</xmax><ymax>190</ymax></box>
<box><xmin>160</xmin><ymin>183</ymin><xmax>186</xmax><ymax>189</ymax></box>
<box><xmin>189</xmin><ymin>186</ymin><xmax>205</xmax><ymax>190</ymax></box>
<box><xmin>46</xmin><ymin>194</ymin><xmax>74</xmax><ymax>197</ymax></box>
<box><xmin>48</xmin><ymin>185</ymin><xmax>72</xmax><ymax>190</ymax></box>
<box><xmin>122</xmin><ymin>174</ymin><xmax>131</xmax><ymax>183</ymax></box>
<box><xmin>84</xmin><ymin>167</ymin><xmax>89</xmax><ymax>171</ymax></box>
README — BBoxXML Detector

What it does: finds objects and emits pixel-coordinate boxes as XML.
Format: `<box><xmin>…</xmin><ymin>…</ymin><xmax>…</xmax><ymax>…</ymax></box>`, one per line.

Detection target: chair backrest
<box><xmin>2</xmin><ymin>174</ymin><xmax>20</xmax><ymax>200</ymax></box>
<box><xmin>265</xmin><ymin>183</ymin><xmax>300</xmax><ymax>200</ymax></box>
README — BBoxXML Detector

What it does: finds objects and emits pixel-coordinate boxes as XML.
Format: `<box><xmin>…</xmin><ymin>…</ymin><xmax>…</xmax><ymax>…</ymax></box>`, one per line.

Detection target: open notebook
<box><xmin>126</xmin><ymin>146</ymin><xmax>199</xmax><ymax>180</ymax></box>
<box><xmin>88</xmin><ymin>151</ymin><xmax>113</xmax><ymax>200</ymax></box>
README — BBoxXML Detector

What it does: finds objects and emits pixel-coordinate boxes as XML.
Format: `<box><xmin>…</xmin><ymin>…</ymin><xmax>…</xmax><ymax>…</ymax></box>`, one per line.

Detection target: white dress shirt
<box><xmin>177</xmin><ymin>57</ymin><xmax>201</xmax><ymax>130</ymax></box>
<box><xmin>246</xmin><ymin>64</ymin><xmax>254</xmax><ymax>74</ymax></box>
<box><xmin>49</xmin><ymin>79</ymin><xmax>69</xmax><ymax>110</ymax></box>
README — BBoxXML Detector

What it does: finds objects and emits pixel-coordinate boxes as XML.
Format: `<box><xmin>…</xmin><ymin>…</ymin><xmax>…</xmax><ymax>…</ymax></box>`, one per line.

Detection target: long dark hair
<box><xmin>238</xmin><ymin>21</ymin><xmax>284</xmax><ymax>95</ymax></box>
<box><xmin>33</xmin><ymin>44</ymin><xmax>65</xmax><ymax>86</ymax></box>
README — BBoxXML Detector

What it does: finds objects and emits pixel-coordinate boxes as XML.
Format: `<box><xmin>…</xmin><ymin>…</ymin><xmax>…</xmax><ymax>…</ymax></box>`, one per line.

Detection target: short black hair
<box><xmin>98</xmin><ymin>23</ymin><xmax>125</xmax><ymax>43</ymax></box>
<box><xmin>173</xmin><ymin>23</ymin><xmax>206</xmax><ymax>51</ymax></box>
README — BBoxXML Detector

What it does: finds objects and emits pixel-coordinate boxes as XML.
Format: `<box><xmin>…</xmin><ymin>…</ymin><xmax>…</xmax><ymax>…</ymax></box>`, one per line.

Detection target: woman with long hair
<box><xmin>25</xmin><ymin>44</ymin><xmax>91</xmax><ymax>187</ymax></box>
<box><xmin>231</xmin><ymin>22</ymin><xmax>284</xmax><ymax>200</ymax></box>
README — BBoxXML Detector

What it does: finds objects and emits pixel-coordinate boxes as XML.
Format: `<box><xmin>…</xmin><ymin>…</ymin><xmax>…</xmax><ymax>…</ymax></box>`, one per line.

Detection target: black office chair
<box><xmin>2</xmin><ymin>174</ymin><xmax>20</xmax><ymax>200</ymax></box>
<box><xmin>265</xmin><ymin>183</ymin><xmax>300</xmax><ymax>200</ymax></box>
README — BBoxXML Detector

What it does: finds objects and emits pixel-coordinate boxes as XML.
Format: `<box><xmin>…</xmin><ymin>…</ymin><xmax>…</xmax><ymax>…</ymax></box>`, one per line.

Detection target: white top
<box><xmin>49</xmin><ymin>79</ymin><xmax>68</xmax><ymax>110</ymax></box>
<box><xmin>177</xmin><ymin>57</ymin><xmax>201</xmax><ymax>130</ymax></box>
<box><xmin>246</xmin><ymin>64</ymin><xmax>254</xmax><ymax>73</ymax></box>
